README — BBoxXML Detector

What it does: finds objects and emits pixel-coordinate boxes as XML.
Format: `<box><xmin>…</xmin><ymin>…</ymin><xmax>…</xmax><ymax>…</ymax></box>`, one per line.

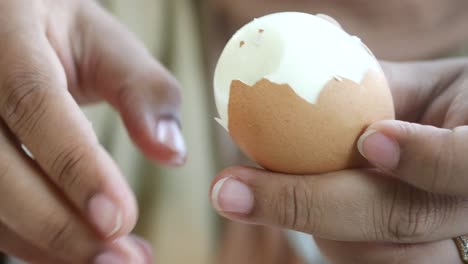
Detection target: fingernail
<box><xmin>212</xmin><ymin>177</ymin><xmax>254</xmax><ymax>214</ymax></box>
<box><xmin>89</xmin><ymin>194</ymin><xmax>122</xmax><ymax>238</ymax></box>
<box><xmin>156</xmin><ymin>119</ymin><xmax>187</xmax><ymax>165</ymax></box>
<box><xmin>130</xmin><ymin>235</ymin><xmax>154</xmax><ymax>263</ymax></box>
<box><xmin>94</xmin><ymin>252</ymin><xmax>125</xmax><ymax>264</ymax></box>
<box><xmin>114</xmin><ymin>236</ymin><xmax>148</xmax><ymax>264</ymax></box>
<box><xmin>358</xmin><ymin>129</ymin><xmax>400</xmax><ymax>169</ymax></box>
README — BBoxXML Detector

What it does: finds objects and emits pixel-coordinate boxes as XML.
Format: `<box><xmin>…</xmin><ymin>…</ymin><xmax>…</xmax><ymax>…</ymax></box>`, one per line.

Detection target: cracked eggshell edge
<box><xmin>213</xmin><ymin>12</ymin><xmax>381</xmax><ymax>131</ymax></box>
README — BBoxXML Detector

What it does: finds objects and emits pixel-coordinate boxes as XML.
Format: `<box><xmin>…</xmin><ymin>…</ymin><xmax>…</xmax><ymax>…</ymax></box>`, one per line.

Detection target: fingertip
<box><xmin>211</xmin><ymin>177</ymin><xmax>229</xmax><ymax>212</ymax></box>
<box><xmin>357</xmin><ymin>129</ymin><xmax>378</xmax><ymax>158</ymax></box>
<box><xmin>154</xmin><ymin>118</ymin><xmax>187</xmax><ymax>166</ymax></box>
<box><xmin>89</xmin><ymin>194</ymin><xmax>138</xmax><ymax>241</ymax></box>
<box><xmin>88</xmin><ymin>194</ymin><xmax>124</xmax><ymax>238</ymax></box>
<box><xmin>98</xmin><ymin>179</ymin><xmax>139</xmax><ymax>240</ymax></box>
<box><xmin>120</xmin><ymin>111</ymin><xmax>187</xmax><ymax>167</ymax></box>
<box><xmin>211</xmin><ymin>176</ymin><xmax>254</xmax><ymax>216</ymax></box>
<box><xmin>116</xmin><ymin>190</ymin><xmax>139</xmax><ymax>239</ymax></box>
<box><xmin>95</xmin><ymin>48</ymin><xmax>185</xmax><ymax>168</ymax></box>
<box><xmin>367</xmin><ymin>120</ymin><xmax>412</xmax><ymax>136</ymax></box>
<box><xmin>211</xmin><ymin>166</ymin><xmax>263</xmax><ymax>217</ymax></box>
<box><xmin>118</xmin><ymin>194</ymin><xmax>139</xmax><ymax>239</ymax></box>
<box><xmin>150</xmin><ymin>143</ymin><xmax>187</xmax><ymax>167</ymax></box>
<box><xmin>129</xmin><ymin>235</ymin><xmax>154</xmax><ymax>263</ymax></box>
<box><xmin>357</xmin><ymin>128</ymin><xmax>400</xmax><ymax>170</ymax></box>
<box><xmin>103</xmin><ymin>236</ymin><xmax>150</xmax><ymax>264</ymax></box>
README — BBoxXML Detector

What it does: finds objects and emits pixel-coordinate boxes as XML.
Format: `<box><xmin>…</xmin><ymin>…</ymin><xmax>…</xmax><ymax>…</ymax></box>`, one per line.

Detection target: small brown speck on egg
<box><xmin>333</xmin><ymin>75</ymin><xmax>343</xmax><ymax>82</ymax></box>
<box><xmin>240</xmin><ymin>41</ymin><xmax>245</xmax><ymax>47</ymax></box>
<box><xmin>259</xmin><ymin>29</ymin><xmax>264</xmax><ymax>33</ymax></box>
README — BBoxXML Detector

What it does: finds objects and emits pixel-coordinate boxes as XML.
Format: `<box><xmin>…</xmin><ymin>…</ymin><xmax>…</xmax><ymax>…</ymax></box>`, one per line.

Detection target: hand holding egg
<box><xmin>211</xmin><ymin>13</ymin><xmax>468</xmax><ymax>264</ymax></box>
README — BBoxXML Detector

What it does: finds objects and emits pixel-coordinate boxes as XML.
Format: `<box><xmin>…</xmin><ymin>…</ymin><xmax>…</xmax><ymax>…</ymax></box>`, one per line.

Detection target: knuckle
<box><xmin>428</xmin><ymin>131</ymin><xmax>456</xmax><ymax>193</ymax></box>
<box><xmin>117</xmin><ymin>71</ymin><xmax>181</xmax><ymax>112</ymax></box>
<box><xmin>154</xmin><ymin>74</ymin><xmax>181</xmax><ymax>99</ymax></box>
<box><xmin>41</xmin><ymin>216</ymin><xmax>74</xmax><ymax>252</ymax></box>
<box><xmin>116</xmin><ymin>83</ymin><xmax>134</xmax><ymax>108</ymax></box>
<box><xmin>50</xmin><ymin>144</ymin><xmax>89</xmax><ymax>197</ymax></box>
<box><xmin>273</xmin><ymin>179</ymin><xmax>318</xmax><ymax>232</ymax></box>
<box><xmin>1</xmin><ymin>71</ymin><xmax>48</xmax><ymax>136</ymax></box>
<box><xmin>395</xmin><ymin>121</ymin><xmax>416</xmax><ymax>140</ymax></box>
<box><xmin>382</xmin><ymin>185</ymin><xmax>438</xmax><ymax>242</ymax></box>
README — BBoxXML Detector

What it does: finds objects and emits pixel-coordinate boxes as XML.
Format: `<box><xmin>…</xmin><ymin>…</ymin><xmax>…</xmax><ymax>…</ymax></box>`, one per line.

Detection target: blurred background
<box><xmin>9</xmin><ymin>0</ymin><xmax>468</xmax><ymax>263</ymax></box>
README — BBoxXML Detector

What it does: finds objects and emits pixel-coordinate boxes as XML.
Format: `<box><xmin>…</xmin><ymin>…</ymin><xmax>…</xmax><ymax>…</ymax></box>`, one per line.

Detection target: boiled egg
<box><xmin>214</xmin><ymin>12</ymin><xmax>395</xmax><ymax>174</ymax></box>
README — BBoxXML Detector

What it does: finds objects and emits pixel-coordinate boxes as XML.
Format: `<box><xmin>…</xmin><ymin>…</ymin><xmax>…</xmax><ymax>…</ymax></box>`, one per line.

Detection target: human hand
<box><xmin>0</xmin><ymin>0</ymin><xmax>185</xmax><ymax>263</ymax></box>
<box><xmin>210</xmin><ymin>58</ymin><xmax>468</xmax><ymax>263</ymax></box>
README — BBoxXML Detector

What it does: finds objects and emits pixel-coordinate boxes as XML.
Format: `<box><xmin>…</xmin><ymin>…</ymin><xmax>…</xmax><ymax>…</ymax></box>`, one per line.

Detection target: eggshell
<box><xmin>227</xmin><ymin>70</ymin><xmax>394</xmax><ymax>174</ymax></box>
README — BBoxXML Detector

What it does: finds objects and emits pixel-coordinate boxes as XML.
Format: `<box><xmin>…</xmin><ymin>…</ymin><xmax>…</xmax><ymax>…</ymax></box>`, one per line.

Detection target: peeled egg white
<box><xmin>214</xmin><ymin>12</ymin><xmax>395</xmax><ymax>174</ymax></box>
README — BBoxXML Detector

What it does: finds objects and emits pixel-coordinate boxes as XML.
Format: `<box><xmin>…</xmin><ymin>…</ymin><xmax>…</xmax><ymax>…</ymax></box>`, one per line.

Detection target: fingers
<box><xmin>0</xmin><ymin>31</ymin><xmax>136</xmax><ymax>238</ymax></box>
<box><xmin>0</xmin><ymin>223</ymin><xmax>63</xmax><ymax>264</ymax></box>
<box><xmin>1</xmin><ymin>232</ymin><xmax>151</xmax><ymax>264</ymax></box>
<box><xmin>358</xmin><ymin>120</ymin><xmax>468</xmax><ymax>195</ymax></box>
<box><xmin>314</xmin><ymin>238</ymin><xmax>462</xmax><ymax>264</ymax></box>
<box><xmin>211</xmin><ymin>166</ymin><xmax>468</xmax><ymax>243</ymax></box>
<box><xmin>380</xmin><ymin>59</ymin><xmax>466</xmax><ymax>122</ymax></box>
<box><xmin>74</xmin><ymin>1</ymin><xmax>186</xmax><ymax>166</ymax></box>
<box><xmin>0</xmin><ymin>141</ymin><xmax>152</xmax><ymax>264</ymax></box>
<box><xmin>0</xmin><ymin>227</ymin><xmax>151</xmax><ymax>264</ymax></box>
<box><xmin>0</xmin><ymin>122</ymin><xmax>102</xmax><ymax>262</ymax></box>
<box><xmin>0</xmin><ymin>123</ymin><xmax>153</xmax><ymax>264</ymax></box>
<box><xmin>96</xmin><ymin>236</ymin><xmax>153</xmax><ymax>264</ymax></box>
<box><xmin>128</xmin><ymin>234</ymin><xmax>154</xmax><ymax>263</ymax></box>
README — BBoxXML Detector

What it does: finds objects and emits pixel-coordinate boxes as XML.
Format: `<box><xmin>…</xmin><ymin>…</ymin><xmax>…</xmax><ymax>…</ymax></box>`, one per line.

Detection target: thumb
<box><xmin>358</xmin><ymin>120</ymin><xmax>468</xmax><ymax>195</ymax></box>
<box><xmin>75</xmin><ymin>1</ymin><xmax>186</xmax><ymax>166</ymax></box>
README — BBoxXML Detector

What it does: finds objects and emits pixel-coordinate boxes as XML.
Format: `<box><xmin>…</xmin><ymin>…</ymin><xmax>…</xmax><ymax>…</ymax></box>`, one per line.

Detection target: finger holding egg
<box><xmin>214</xmin><ymin>12</ymin><xmax>395</xmax><ymax>174</ymax></box>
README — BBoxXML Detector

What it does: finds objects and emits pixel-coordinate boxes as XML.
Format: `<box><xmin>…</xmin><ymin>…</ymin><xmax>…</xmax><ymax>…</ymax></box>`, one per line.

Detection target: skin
<box><xmin>0</xmin><ymin>0</ymin><xmax>185</xmax><ymax>263</ymax></box>
<box><xmin>211</xmin><ymin>58</ymin><xmax>468</xmax><ymax>263</ymax></box>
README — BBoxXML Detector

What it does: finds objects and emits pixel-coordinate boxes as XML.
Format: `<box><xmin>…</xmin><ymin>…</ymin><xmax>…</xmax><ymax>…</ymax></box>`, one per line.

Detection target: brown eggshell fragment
<box><xmin>228</xmin><ymin>70</ymin><xmax>395</xmax><ymax>174</ymax></box>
